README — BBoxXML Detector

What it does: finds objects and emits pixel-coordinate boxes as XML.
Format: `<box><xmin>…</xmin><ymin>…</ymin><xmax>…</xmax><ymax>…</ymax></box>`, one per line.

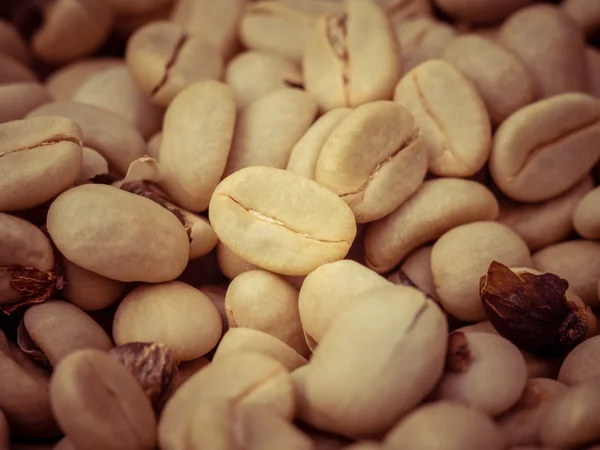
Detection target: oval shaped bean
<box><xmin>383</xmin><ymin>401</ymin><xmax>505</xmax><ymax>450</ymax></box>
<box><xmin>0</xmin><ymin>212</ymin><xmax>55</xmax><ymax>307</ymax></box>
<box><xmin>24</xmin><ymin>300</ymin><xmax>113</xmax><ymax>366</ymax></box>
<box><xmin>50</xmin><ymin>349</ymin><xmax>156</xmax><ymax>450</ymax></box>
<box><xmin>159</xmin><ymin>352</ymin><xmax>294</xmax><ymax>450</ymax></box>
<box><xmin>45</xmin><ymin>58</ymin><xmax>122</xmax><ymax>101</ymax></box>
<box><xmin>170</xmin><ymin>0</ymin><xmax>247</xmax><ymax>61</ymax></box>
<box><xmin>496</xmin><ymin>378</ymin><xmax>568</xmax><ymax>446</ymax></box>
<box><xmin>394</xmin><ymin>17</ymin><xmax>457</xmax><ymax>73</ymax></box>
<box><xmin>225</xmin><ymin>51</ymin><xmax>303</xmax><ymax>110</ymax></box>
<box><xmin>303</xmin><ymin>0</ymin><xmax>402</xmax><ymax>112</ymax></box>
<box><xmin>434</xmin><ymin>332</ymin><xmax>528</xmax><ymax>415</ymax></box>
<box><xmin>498</xmin><ymin>4</ymin><xmax>587</xmax><ymax>99</ymax></box>
<box><xmin>223</xmin><ymin>88</ymin><xmax>317</xmax><ymax>176</ymax></box>
<box><xmin>214</xmin><ymin>328</ymin><xmax>307</xmax><ymax>371</ymax></box>
<box><xmin>299</xmin><ymin>259</ymin><xmax>392</xmax><ymax>347</ymax></box>
<box><xmin>28</xmin><ymin>101</ymin><xmax>146</xmax><ymax>176</ymax></box>
<box><xmin>558</xmin><ymin>335</ymin><xmax>600</xmax><ymax>385</ymax></box>
<box><xmin>442</xmin><ymin>34</ymin><xmax>534</xmax><ymax>125</ymax></box>
<box><xmin>72</xmin><ymin>65</ymin><xmax>163</xmax><ymax>139</ymax></box>
<box><xmin>226</xmin><ymin>270</ymin><xmax>309</xmax><ymax>357</ymax></box>
<box><xmin>490</xmin><ymin>93</ymin><xmax>600</xmax><ymax>202</ymax></box>
<box><xmin>573</xmin><ymin>186</ymin><xmax>600</xmax><ymax>239</ymax></box>
<box><xmin>47</xmin><ymin>184</ymin><xmax>190</xmax><ymax>283</ymax></box>
<box><xmin>532</xmin><ymin>240</ymin><xmax>600</xmax><ymax>308</ymax></box>
<box><xmin>126</xmin><ymin>21</ymin><xmax>223</xmax><ymax>107</ymax></box>
<box><xmin>61</xmin><ymin>257</ymin><xmax>128</xmax><ymax>311</ymax></box>
<box><xmin>32</xmin><ymin>0</ymin><xmax>113</xmax><ymax>65</ymax></box>
<box><xmin>498</xmin><ymin>176</ymin><xmax>594</xmax><ymax>251</ymax></box>
<box><xmin>365</xmin><ymin>178</ymin><xmax>499</xmax><ymax>273</ymax></box>
<box><xmin>0</xmin><ymin>116</ymin><xmax>83</xmax><ymax>212</ymax></box>
<box><xmin>305</xmin><ymin>285</ymin><xmax>447</xmax><ymax>438</ymax></box>
<box><xmin>77</xmin><ymin>147</ymin><xmax>109</xmax><ymax>184</ymax></box>
<box><xmin>315</xmin><ymin>101</ymin><xmax>427</xmax><ymax>223</ymax></box>
<box><xmin>240</xmin><ymin>1</ymin><xmax>343</xmax><ymax>63</ymax></box>
<box><xmin>562</xmin><ymin>0</ymin><xmax>600</xmax><ymax>36</ymax></box>
<box><xmin>209</xmin><ymin>166</ymin><xmax>357</xmax><ymax>276</ymax></box>
<box><xmin>431</xmin><ymin>221</ymin><xmax>532</xmax><ymax>322</ymax></box>
<box><xmin>287</xmin><ymin>108</ymin><xmax>352</xmax><ymax>180</ymax></box>
<box><xmin>160</xmin><ymin>81</ymin><xmax>236</xmax><ymax>212</ymax></box>
<box><xmin>540</xmin><ymin>376</ymin><xmax>600</xmax><ymax>448</ymax></box>
<box><xmin>113</xmin><ymin>281</ymin><xmax>222</xmax><ymax>361</ymax></box>
<box><xmin>394</xmin><ymin>59</ymin><xmax>491</xmax><ymax>177</ymax></box>
<box><xmin>0</xmin><ymin>83</ymin><xmax>52</xmax><ymax>124</ymax></box>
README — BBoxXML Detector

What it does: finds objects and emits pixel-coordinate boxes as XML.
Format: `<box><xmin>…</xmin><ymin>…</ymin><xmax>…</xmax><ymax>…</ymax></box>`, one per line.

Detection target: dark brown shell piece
<box><xmin>1</xmin><ymin>265</ymin><xmax>64</xmax><ymax>315</ymax></box>
<box><xmin>480</xmin><ymin>260</ymin><xmax>588</xmax><ymax>356</ymax></box>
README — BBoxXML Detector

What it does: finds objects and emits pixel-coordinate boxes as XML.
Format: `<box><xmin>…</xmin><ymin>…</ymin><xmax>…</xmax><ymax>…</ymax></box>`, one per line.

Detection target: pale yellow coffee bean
<box><xmin>558</xmin><ymin>336</ymin><xmax>600</xmax><ymax>385</ymax></box>
<box><xmin>112</xmin><ymin>2</ymin><xmax>173</xmax><ymax>39</ymax></box>
<box><xmin>434</xmin><ymin>332</ymin><xmax>528</xmax><ymax>416</ymax></box>
<box><xmin>540</xmin><ymin>376</ymin><xmax>600</xmax><ymax>448</ymax></box>
<box><xmin>490</xmin><ymin>93</ymin><xmax>600</xmax><ymax>203</ymax></box>
<box><xmin>303</xmin><ymin>0</ymin><xmax>402</xmax><ymax>112</ymax></box>
<box><xmin>305</xmin><ymin>285</ymin><xmax>447</xmax><ymax>438</ymax></box>
<box><xmin>214</xmin><ymin>328</ymin><xmax>307</xmax><ymax>371</ymax></box>
<box><xmin>365</xmin><ymin>178</ymin><xmax>499</xmax><ymax>273</ymax></box>
<box><xmin>586</xmin><ymin>47</ymin><xmax>600</xmax><ymax>98</ymax></box>
<box><xmin>315</xmin><ymin>101</ymin><xmax>427</xmax><ymax>223</ymax></box>
<box><xmin>0</xmin><ymin>116</ymin><xmax>83</xmax><ymax>212</ymax></box>
<box><xmin>217</xmin><ymin>241</ymin><xmax>259</xmax><ymax>279</ymax></box>
<box><xmin>0</xmin><ymin>212</ymin><xmax>55</xmax><ymax>306</ymax></box>
<box><xmin>126</xmin><ymin>21</ymin><xmax>223</xmax><ymax>107</ymax></box>
<box><xmin>240</xmin><ymin>0</ymin><xmax>344</xmax><ymax>63</ymax></box>
<box><xmin>23</xmin><ymin>300</ymin><xmax>113</xmax><ymax>367</ymax></box>
<box><xmin>225</xmin><ymin>270</ymin><xmax>310</xmax><ymax>357</ymax></box>
<box><xmin>171</xmin><ymin>0</ymin><xmax>248</xmax><ymax>61</ymax></box>
<box><xmin>47</xmin><ymin>184</ymin><xmax>190</xmax><ymax>283</ymax></box>
<box><xmin>159</xmin><ymin>81</ymin><xmax>236</xmax><ymax>212</ymax></box>
<box><xmin>179</xmin><ymin>210</ymin><xmax>218</xmax><ymax>260</ymax></box>
<box><xmin>389</xmin><ymin>245</ymin><xmax>439</xmax><ymax>302</ymax></box>
<box><xmin>50</xmin><ymin>349</ymin><xmax>156</xmax><ymax>450</ymax></box>
<box><xmin>113</xmin><ymin>281</ymin><xmax>222</xmax><ymax>361</ymax></box>
<box><xmin>224</xmin><ymin>88</ymin><xmax>317</xmax><ymax>176</ymax></box>
<box><xmin>394</xmin><ymin>59</ymin><xmax>491</xmax><ymax>177</ymax></box>
<box><xmin>0</xmin><ymin>83</ymin><xmax>52</xmax><ymax>124</ymax></box>
<box><xmin>45</xmin><ymin>58</ymin><xmax>122</xmax><ymax>101</ymax></box>
<box><xmin>32</xmin><ymin>0</ymin><xmax>113</xmax><ymax>65</ymax></box>
<box><xmin>498</xmin><ymin>4</ymin><xmax>587</xmax><ymax>100</ymax></box>
<box><xmin>573</xmin><ymin>186</ymin><xmax>600</xmax><ymax>239</ymax></box>
<box><xmin>159</xmin><ymin>352</ymin><xmax>294</xmax><ymax>450</ymax></box>
<box><xmin>442</xmin><ymin>34</ymin><xmax>534</xmax><ymax>125</ymax></box>
<box><xmin>394</xmin><ymin>17</ymin><xmax>457</xmax><ymax>73</ymax></box>
<box><xmin>72</xmin><ymin>65</ymin><xmax>163</xmax><ymax>139</ymax></box>
<box><xmin>298</xmin><ymin>260</ymin><xmax>392</xmax><ymax>348</ymax></box>
<box><xmin>209</xmin><ymin>166</ymin><xmax>357</xmax><ymax>276</ymax></box>
<box><xmin>0</xmin><ymin>19</ymin><xmax>29</xmax><ymax>65</ymax></box>
<box><xmin>383</xmin><ymin>401</ymin><xmax>505</xmax><ymax>450</ymax></box>
<box><xmin>562</xmin><ymin>0</ymin><xmax>600</xmax><ymax>36</ymax></box>
<box><xmin>431</xmin><ymin>221</ymin><xmax>532</xmax><ymax>321</ymax></box>
<box><xmin>433</xmin><ymin>0</ymin><xmax>533</xmax><ymax>23</ymax></box>
<box><xmin>287</xmin><ymin>108</ymin><xmax>352</xmax><ymax>179</ymax></box>
<box><xmin>0</xmin><ymin>53</ymin><xmax>36</xmax><ymax>84</ymax></box>
<box><xmin>28</xmin><ymin>101</ymin><xmax>146</xmax><ymax>176</ymax></box>
<box><xmin>61</xmin><ymin>257</ymin><xmax>128</xmax><ymax>311</ymax></box>
<box><xmin>186</xmin><ymin>400</ymin><xmax>313</xmax><ymax>450</ymax></box>
<box><xmin>77</xmin><ymin>147</ymin><xmax>109</xmax><ymax>183</ymax></box>
<box><xmin>145</xmin><ymin>131</ymin><xmax>162</xmax><ymax>160</ymax></box>
<box><xmin>225</xmin><ymin>51</ymin><xmax>303</xmax><ymax>110</ymax></box>
<box><xmin>199</xmin><ymin>284</ymin><xmax>228</xmax><ymax>335</ymax></box>
<box><xmin>532</xmin><ymin>240</ymin><xmax>600</xmax><ymax>308</ymax></box>
<box><xmin>498</xmin><ymin>176</ymin><xmax>594</xmax><ymax>251</ymax></box>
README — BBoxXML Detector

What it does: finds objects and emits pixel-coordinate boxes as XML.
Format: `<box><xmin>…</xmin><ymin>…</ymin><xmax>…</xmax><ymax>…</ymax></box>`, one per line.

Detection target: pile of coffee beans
<box><xmin>1</xmin><ymin>0</ymin><xmax>600</xmax><ymax>449</ymax></box>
